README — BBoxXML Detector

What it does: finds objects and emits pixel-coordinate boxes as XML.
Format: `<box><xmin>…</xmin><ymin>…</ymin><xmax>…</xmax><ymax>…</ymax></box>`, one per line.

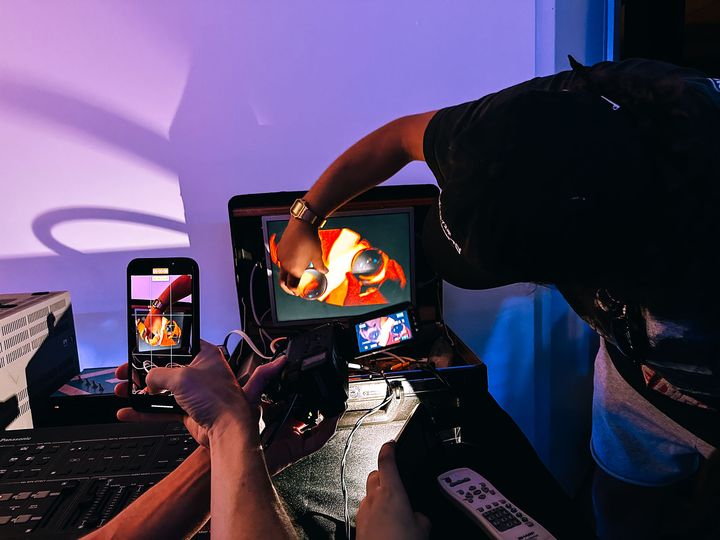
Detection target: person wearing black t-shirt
<box><xmin>275</xmin><ymin>58</ymin><xmax>720</xmax><ymax>539</ymax></box>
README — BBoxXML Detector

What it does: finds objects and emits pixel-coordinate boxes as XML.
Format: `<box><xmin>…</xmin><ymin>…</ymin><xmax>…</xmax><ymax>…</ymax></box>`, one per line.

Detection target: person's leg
<box><xmin>592</xmin><ymin>465</ymin><xmax>696</xmax><ymax>540</ymax></box>
<box><xmin>459</xmin><ymin>392</ymin><xmax>597</xmax><ymax>539</ymax></box>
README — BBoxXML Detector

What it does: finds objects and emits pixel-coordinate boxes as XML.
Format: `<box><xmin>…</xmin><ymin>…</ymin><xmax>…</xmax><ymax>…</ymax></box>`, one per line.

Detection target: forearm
<box><xmin>304</xmin><ymin>113</ymin><xmax>432</xmax><ymax>218</ymax></box>
<box><xmin>156</xmin><ymin>274</ymin><xmax>192</xmax><ymax>308</ymax></box>
<box><xmin>83</xmin><ymin>446</ymin><xmax>210</xmax><ymax>539</ymax></box>
<box><xmin>210</xmin><ymin>415</ymin><xmax>296</xmax><ymax>540</ymax></box>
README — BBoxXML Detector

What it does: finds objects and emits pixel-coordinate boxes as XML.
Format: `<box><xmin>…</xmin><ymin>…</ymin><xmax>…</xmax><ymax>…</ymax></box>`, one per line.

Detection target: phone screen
<box><xmin>129</xmin><ymin>269</ymin><xmax>195</xmax><ymax>396</ymax></box>
<box><xmin>354</xmin><ymin>308</ymin><xmax>413</xmax><ymax>353</ymax></box>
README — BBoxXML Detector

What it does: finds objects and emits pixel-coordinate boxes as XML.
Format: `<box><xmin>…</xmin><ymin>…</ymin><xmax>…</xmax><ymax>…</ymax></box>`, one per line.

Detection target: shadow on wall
<box><xmin>0</xmin><ymin>4</ymin><xmax>306</xmax><ymax>365</ymax></box>
<box><xmin>0</xmin><ymin>57</ymin><xmax>248</xmax><ymax>366</ymax></box>
<box><xmin>0</xmin><ymin>2</ymin><xmax>536</xmax><ymax>368</ymax></box>
<box><xmin>0</xmin><ymin>0</ymin><xmax>599</xmax><ymax>498</ymax></box>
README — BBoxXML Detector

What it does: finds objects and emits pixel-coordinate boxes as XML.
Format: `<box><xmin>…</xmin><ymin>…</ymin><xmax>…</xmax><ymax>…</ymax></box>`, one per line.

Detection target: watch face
<box><xmin>290</xmin><ymin>199</ymin><xmax>305</xmax><ymax>218</ymax></box>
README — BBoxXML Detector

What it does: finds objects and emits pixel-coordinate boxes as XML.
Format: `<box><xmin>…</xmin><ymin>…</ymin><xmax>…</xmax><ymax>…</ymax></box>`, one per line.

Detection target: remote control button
<box><xmin>493</xmin><ymin>502</ymin><xmax>499</xmax><ymax>507</ymax></box>
<box><xmin>481</xmin><ymin>487</ymin><xmax>489</xmax><ymax>493</ymax></box>
<box><xmin>457</xmin><ymin>490</ymin><xmax>464</xmax><ymax>495</ymax></box>
<box><xmin>473</xmin><ymin>490</ymin><xmax>482</xmax><ymax>495</ymax></box>
<box><xmin>482</xmin><ymin>507</ymin><xmax>522</xmax><ymax>532</ymax></box>
<box><xmin>469</xmin><ymin>485</ymin><xmax>476</xmax><ymax>490</ymax></box>
<box><xmin>485</xmin><ymin>504</ymin><xmax>492</xmax><ymax>510</ymax></box>
<box><xmin>500</xmin><ymin>499</ymin><xmax>506</xmax><ymax>504</ymax></box>
<box><xmin>528</xmin><ymin>522</ymin><xmax>534</xmax><ymax>527</ymax></box>
<box><xmin>489</xmin><ymin>490</ymin><xmax>496</xmax><ymax>495</ymax></box>
<box><xmin>522</xmin><ymin>517</ymin><xmax>528</xmax><ymax>522</ymax></box>
<box><xmin>444</xmin><ymin>477</ymin><xmax>451</xmax><ymax>483</ymax></box>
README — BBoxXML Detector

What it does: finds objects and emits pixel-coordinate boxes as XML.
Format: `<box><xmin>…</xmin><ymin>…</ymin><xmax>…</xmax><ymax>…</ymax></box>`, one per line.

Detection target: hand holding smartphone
<box><xmin>127</xmin><ymin>257</ymin><xmax>200</xmax><ymax>412</ymax></box>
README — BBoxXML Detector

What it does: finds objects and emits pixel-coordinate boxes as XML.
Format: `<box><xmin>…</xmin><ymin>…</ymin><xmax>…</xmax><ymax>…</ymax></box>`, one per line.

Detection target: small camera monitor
<box><xmin>262</xmin><ymin>208</ymin><xmax>414</xmax><ymax>326</ymax></box>
<box><xmin>354</xmin><ymin>306</ymin><xmax>415</xmax><ymax>354</ymax></box>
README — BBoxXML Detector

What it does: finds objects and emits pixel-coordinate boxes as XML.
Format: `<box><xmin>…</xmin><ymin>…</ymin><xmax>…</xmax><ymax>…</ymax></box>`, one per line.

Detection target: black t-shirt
<box><xmin>423</xmin><ymin>58</ymin><xmax>720</xmax><ymax>287</ymax></box>
<box><xmin>422</xmin><ymin>58</ymin><xmax>720</xmax><ymax>442</ymax></box>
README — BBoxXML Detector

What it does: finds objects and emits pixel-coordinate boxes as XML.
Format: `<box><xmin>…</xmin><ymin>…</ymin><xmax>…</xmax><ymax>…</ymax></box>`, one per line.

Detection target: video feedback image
<box><xmin>130</xmin><ymin>273</ymin><xmax>193</xmax><ymax>393</ymax></box>
<box><xmin>266</xmin><ymin>212</ymin><xmax>412</xmax><ymax>322</ymax></box>
<box><xmin>355</xmin><ymin>311</ymin><xmax>413</xmax><ymax>352</ymax></box>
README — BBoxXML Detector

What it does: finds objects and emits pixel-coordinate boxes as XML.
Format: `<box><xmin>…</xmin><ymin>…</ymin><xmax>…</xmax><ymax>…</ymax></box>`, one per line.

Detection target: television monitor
<box><xmin>262</xmin><ymin>208</ymin><xmax>414</xmax><ymax>325</ymax></box>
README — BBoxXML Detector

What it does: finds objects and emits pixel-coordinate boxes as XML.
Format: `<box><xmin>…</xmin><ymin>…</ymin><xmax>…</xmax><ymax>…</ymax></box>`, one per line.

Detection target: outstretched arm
<box><xmin>141</xmin><ymin>274</ymin><xmax>193</xmax><ymax>341</ymax></box>
<box><xmin>81</xmin><ymin>447</ymin><xmax>211</xmax><ymax>540</ymax></box>
<box><xmin>276</xmin><ymin>111</ymin><xmax>435</xmax><ymax>290</ymax></box>
<box><xmin>135</xmin><ymin>342</ymin><xmax>296</xmax><ymax>540</ymax></box>
<box><xmin>85</xmin><ymin>349</ymin><xmax>337</xmax><ymax>540</ymax></box>
<box><xmin>155</xmin><ymin>274</ymin><xmax>193</xmax><ymax>309</ymax></box>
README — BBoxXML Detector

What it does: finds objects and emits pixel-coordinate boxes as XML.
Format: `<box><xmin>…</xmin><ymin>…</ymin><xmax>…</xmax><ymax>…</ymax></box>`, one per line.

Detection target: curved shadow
<box><xmin>32</xmin><ymin>207</ymin><xmax>188</xmax><ymax>256</ymax></box>
<box><xmin>0</xmin><ymin>75</ymin><xmax>176</xmax><ymax>174</ymax></box>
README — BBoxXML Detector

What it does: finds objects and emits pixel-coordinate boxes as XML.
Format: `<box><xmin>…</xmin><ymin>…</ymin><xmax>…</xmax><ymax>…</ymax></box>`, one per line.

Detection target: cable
<box><xmin>270</xmin><ymin>336</ymin><xmax>288</xmax><ymax>354</ymax></box>
<box><xmin>341</xmin><ymin>391</ymin><xmax>394</xmax><ymax>540</ymax></box>
<box><xmin>364</xmin><ymin>350</ymin><xmax>418</xmax><ymax>372</ymax></box>
<box><xmin>223</xmin><ymin>329</ymin><xmax>273</xmax><ymax>360</ymax></box>
<box><xmin>365</xmin><ymin>352</ymin><xmax>458</xmax><ymax>398</ymax></box>
<box><xmin>249</xmin><ymin>263</ymin><xmax>263</xmax><ymax>327</ymax></box>
<box><xmin>435</xmin><ymin>284</ymin><xmax>455</xmax><ymax>347</ymax></box>
<box><xmin>375</xmin><ymin>350</ymin><xmax>415</xmax><ymax>367</ymax></box>
<box><xmin>375</xmin><ymin>351</ymin><xmax>412</xmax><ymax>362</ymax></box>
<box><xmin>249</xmin><ymin>262</ymin><xmax>273</xmax><ymax>348</ymax></box>
<box><xmin>236</xmin><ymin>297</ymin><xmax>248</xmax><ymax>361</ymax></box>
<box><xmin>261</xmin><ymin>393</ymin><xmax>298</xmax><ymax>450</ymax></box>
<box><xmin>417</xmin><ymin>362</ymin><xmax>456</xmax><ymax>396</ymax></box>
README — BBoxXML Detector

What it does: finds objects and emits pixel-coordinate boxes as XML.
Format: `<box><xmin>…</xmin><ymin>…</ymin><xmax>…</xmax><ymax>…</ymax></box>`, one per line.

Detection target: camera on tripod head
<box><xmin>265</xmin><ymin>302</ymin><xmax>419</xmax><ymax>426</ymax></box>
<box><xmin>266</xmin><ymin>323</ymin><xmax>350</xmax><ymax>425</ymax></box>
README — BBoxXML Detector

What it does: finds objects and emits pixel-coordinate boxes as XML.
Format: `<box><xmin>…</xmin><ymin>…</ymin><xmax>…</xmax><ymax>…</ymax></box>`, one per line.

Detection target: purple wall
<box><xmin>0</xmin><ymin>1</ymin><xmax>535</xmax><ymax>367</ymax></box>
<box><xmin>0</xmin><ymin>1</ymin><xmax>607</xmax><ymax>492</ymax></box>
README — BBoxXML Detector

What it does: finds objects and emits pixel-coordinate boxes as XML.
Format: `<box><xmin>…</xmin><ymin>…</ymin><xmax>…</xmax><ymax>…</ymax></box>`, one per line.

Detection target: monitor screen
<box><xmin>263</xmin><ymin>208</ymin><xmax>414</xmax><ymax>324</ymax></box>
<box><xmin>354</xmin><ymin>308</ymin><xmax>414</xmax><ymax>353</ymax></box>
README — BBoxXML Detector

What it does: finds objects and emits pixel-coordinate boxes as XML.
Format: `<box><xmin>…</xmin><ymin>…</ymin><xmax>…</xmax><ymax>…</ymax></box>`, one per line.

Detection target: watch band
<box><xmin>290</xmin><ymin>198</ymin><xmax>326</xmax><ymax>228</ymax></box>
<box><xmin>150</xmin><ymin>299</ymin><xmax>165</xmax><ymax>312</ymax></box>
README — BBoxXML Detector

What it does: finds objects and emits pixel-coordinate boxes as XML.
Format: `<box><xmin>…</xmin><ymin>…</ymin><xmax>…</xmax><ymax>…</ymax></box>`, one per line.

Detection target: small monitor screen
<box><xmin>355</xmin><ymin>309</ymin><xmax>414</xmax><ymax>353</ymax></box>
<box><xmin>263</xmin><ymin>208</ymin><xmax>413</xmax><ymax>324</ymax></box>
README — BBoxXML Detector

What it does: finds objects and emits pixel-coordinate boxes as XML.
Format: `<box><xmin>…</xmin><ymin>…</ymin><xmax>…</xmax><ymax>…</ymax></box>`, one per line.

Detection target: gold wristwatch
<box><xmin>290</xmin><ymin>198</ymin><xmax>326</xmax><ymax>228</ymax></box>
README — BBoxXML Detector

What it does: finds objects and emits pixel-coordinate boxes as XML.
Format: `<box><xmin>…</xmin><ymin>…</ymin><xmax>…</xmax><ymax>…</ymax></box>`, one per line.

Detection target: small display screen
<box><xmin>129</xmin><ymin>273</ymin><xmax>194</xmax><ymax>395</ymax></box>
<box><xmin>355</xmin><ymin>309</ymin><xmax>413</xmax><ymax>353</ymax></box>
<box><xmin>263</xmin><ymin>208</ymin><xmax>414</xmax><ymax>324</ymax></box>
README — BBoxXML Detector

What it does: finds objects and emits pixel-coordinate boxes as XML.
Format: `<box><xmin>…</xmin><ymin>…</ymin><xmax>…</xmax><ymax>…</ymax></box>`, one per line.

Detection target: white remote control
<box><xmin>437</xmin><ymin>467</ymin><xmax>556</xmax><ymax>540</ymax></box>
